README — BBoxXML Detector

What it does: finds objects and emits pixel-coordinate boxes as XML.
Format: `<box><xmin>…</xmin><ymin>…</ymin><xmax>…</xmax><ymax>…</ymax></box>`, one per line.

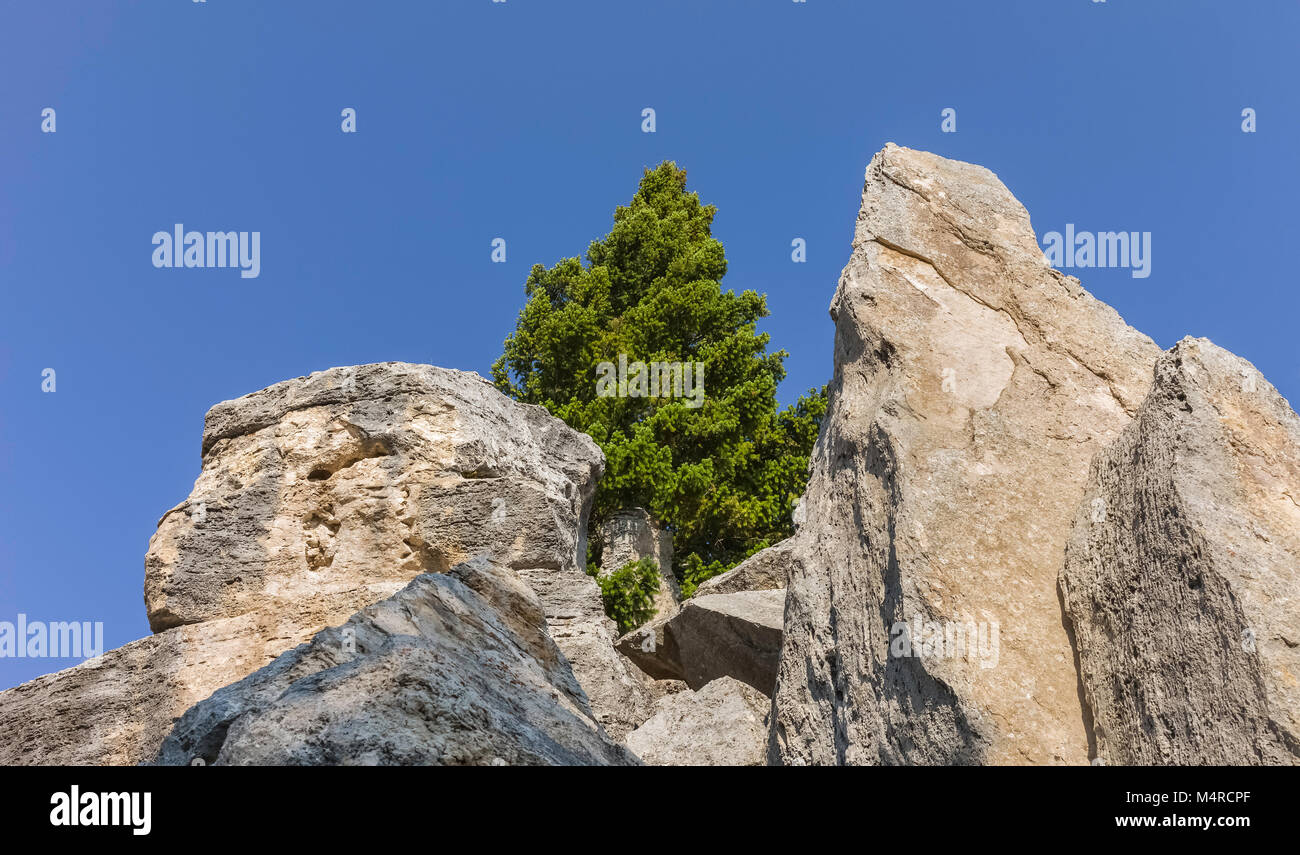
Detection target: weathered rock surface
<box><xmin>694</xmin><ymin>538</ymin><xmax>793</xmax><ymax>596</ymax></box>
<box><xmin>626</xmin><ymin>677</ymin><xmax>770</xmax><ymax>766</ymax></box>
<box><xmin>646</xmin><ymin>678</ymin><xmax>690</xmax><ymax>704</ymax></box>
<box><xmin>768</xmin><ymin>144</ymin><xmax>1161</xmax><ymax>766</ymax></box>
<box><xmin>674</xmin><ymin>591</ymin><xmax>785</xmax><ymax>694</ymax></box>
<box><xmin>0</xmin><ymin>363</ymin><xmax>651</xmax><ymax>763</ymax></box>
<box><xmin>1061</xmin><ymin>338</ymin><xmax>1300</xmax><ymax>765</ymax></box>
<box><xmin>156</xmin><ymin>558</ymin><xmax>638</xmax><ymax>766</ymax></box>
<box><xmin>0</xmin><ymin>601</ymin><xmax>348</xmax><ymax>766</ymax></box>
<box><xmin>615</xmin><ymin>610</ymin><xmax>681</xmax><ymax>682</ymax></box>
<box><xmin>599</xmin><ymin>507</ymin><xmax>680</xmax><ymax>621</ymax></box>
<box><xmin>617</xmin><ymin>589</ymin><xmax>784</xmax><ymax>695</ymax></box>
<box><xmin>152</xmin><ymin>362</ymin><xmax>650</xmax><ymax>740</ymax></box>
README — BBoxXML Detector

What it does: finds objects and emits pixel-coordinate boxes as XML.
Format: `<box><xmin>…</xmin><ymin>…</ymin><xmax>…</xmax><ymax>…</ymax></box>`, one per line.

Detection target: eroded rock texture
<box><xmin>147</xmin><ymin>364</ymin><xmax>605</xmax><ymax>627</ymax></box>
<box><xmin>767</xmin><ymin>144</ymin><xmax>1161</xmax><ymax>765</ymax></box>
<box><xmin>626</xmin><ymin>677</ymin><xmax>770</xmax><ymax>766</ymax></box>
<box><xmin>1061</xmin><ymin>338</ymin><xmax>1300</xmax><ymax>765</ymax></box>
<box><xmin>0</xmin><ymin>363</ymin><xmax>649</xmax><ymax>763</ymax></box>
<box><xmin>0</xmin><ymin>603</ymin><xmax>346</xmax><ymax>766</ymax></box>
<box><xmin>155</xmin><ymin>559</ymin><xmax>639</xmax><ymax>766</ymax></box>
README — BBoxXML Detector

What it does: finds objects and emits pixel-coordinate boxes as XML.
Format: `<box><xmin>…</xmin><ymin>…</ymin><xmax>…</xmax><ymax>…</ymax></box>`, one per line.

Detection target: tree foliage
<box><xmin>593</xmin><ymin>558</ymin><xmax>662</xmax><ymax>635</ymax></box>
<box><xmin>493</xmin><ymin>162</ymin><xmax>826</xmax><ymax>595</ymax></box>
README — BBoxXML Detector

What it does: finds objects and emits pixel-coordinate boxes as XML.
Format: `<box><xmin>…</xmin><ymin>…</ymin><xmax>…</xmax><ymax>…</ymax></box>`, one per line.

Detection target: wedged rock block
<box><xmin>617</xmin><ymin>589</ymin><xmax>784</xmax><ymax>695</ymax></box>
<box><xmin>694</xmin><ymin>538</ymin><xmax>792</xmax><ymax>596</ymax></box>
<box><xmin>674</xmin><ymin>591</ymin><xmax>785</xmax><ymax>694</ymax></box>
<box><xmin>769</xmin><ymin>144</ymin><xmax>1161</xmax><ymax>765</ymax></box>
<box><xmin>1061</xmin><ymin>338</ymin><xmax>1300</xmax><ymax>765</ymax></box>
<box><xmin>615</xmin><ymin>610</ymin><xmax>682</xmax><ymax>682</ymax></box>
<box><xmin>626</xmin><ymin>676</ymin><xmax>770</xmax><ymax>766</ymax></box>
<box><xmin>155</xmin><ymin>559</ymin><xmax>639</xmax><ymax>766</ymax></box>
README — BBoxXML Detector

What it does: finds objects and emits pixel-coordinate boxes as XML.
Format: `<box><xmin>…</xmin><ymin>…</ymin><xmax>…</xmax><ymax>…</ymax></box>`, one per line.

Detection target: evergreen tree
<box><xmin>493</xmin><ymin>162</ymin><xmax>826</xmax><ymax>596</ymax></box>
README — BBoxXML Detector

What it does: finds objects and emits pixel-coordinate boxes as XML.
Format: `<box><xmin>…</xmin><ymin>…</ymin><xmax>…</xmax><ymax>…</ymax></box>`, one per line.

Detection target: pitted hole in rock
<box><xmin>306</xmin><ymin>430</ymin><xmax>393</xmax><ymax>483</ymax></box>
<box><xmin>304</xmin><ymin>509</ymin><xmax>341</xmax><ymax>572</ymax></box>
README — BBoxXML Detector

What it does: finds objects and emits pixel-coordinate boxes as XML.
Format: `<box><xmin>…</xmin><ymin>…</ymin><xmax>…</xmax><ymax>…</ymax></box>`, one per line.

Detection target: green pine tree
<box><xmin>493</xmin><ymin>161</ymin><xmax>826</xmax><ymax>597</ymax></box>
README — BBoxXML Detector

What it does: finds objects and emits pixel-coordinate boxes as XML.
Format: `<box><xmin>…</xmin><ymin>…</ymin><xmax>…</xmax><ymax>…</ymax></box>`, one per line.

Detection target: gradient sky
<box><xmin>1</xmin><ymin>0</ymin><xmax>1296</xmax><ymax>689</ymax></box>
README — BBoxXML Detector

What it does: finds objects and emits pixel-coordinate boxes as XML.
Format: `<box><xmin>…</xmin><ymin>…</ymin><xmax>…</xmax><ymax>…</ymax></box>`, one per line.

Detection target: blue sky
<box><xmin>1</xmin><ymin>0</ymin><xmax>1296</xmax><ymax>689</ymax></box>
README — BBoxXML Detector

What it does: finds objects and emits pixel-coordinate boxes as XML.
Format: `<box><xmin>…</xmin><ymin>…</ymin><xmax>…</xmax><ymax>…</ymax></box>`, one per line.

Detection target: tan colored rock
<box><xmin>615</xmin><ymin>610</ymin><xmax>681</xmax><ymax>682</ymax></box>
<box><xmin>627</xmin><ymin>677</ymin><xmax>770</xmax><ymax>766</ymax></box>
<box><xmin>769</xmin><ymin>144</ymin><xmax>1161</xmax><ymax>766</ymax></box>
<box><xmin>1061</xmin><ymin>338</ymin><xmax>1300</xmax><ymax>765</ymax></box>
<box><xmin>146</xmin><ymin>363</ymin><xmax>602</xmax><ymax>632</ymax></box>
<box><xmin>155</xmin><ymin>559</ymin><xmax>640</xmax><ymax>767</ymax></box>
<box><xmin>673</xmin><ymin>591</ymin><xmax>784</xmax><ymax>694</ymax></box>
<box><xmin>0</xmin><ymin>363</ymin><xmax>651</xmax><ymax>763</ymax></box>
<box><xmin>694</xmin><ymin>538</ymin><xmax>793</xmax><ymax>596</ymax></box>
<box><xmin>151</xmin><ymin>362</ymin><xmax>649</xmax><ymax>738</ymax></box>
<box><xmin>0</xmin><ymin>596</ymin><xmax>364</xmax><ymax>766</ymax></box>
<box><xmin>599</xmin><ymin>507</ymin><xmax>680</xmax><ymax>622</ymax></box>
<box><xmin>646</xmin><ymin>678</ymin><xmax>690</xmax><ymax>704</ymax></box>
<box><xmin>617</xmin><ymin>589</ymin><xmax>785</xmax><ymax>696</ymax></box>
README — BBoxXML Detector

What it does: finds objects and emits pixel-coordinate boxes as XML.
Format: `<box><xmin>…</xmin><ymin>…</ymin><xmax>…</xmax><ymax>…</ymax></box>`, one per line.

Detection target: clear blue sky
<box><xmin>1</xmin><ymin>0</ymin><xmax>1296</xmax><ymax>689</ymax></box>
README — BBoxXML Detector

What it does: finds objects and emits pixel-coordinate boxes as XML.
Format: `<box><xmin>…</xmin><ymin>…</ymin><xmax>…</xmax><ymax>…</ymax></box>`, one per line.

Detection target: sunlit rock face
<box><xmin>768</xmin><ymin>144</ymin><xmax>1161</xmax><ymax>766</ymax></box>
<box><xmin>0</xmin><ymin>363</ymin><xmax>651</xmax><ymax>764</ymax></box>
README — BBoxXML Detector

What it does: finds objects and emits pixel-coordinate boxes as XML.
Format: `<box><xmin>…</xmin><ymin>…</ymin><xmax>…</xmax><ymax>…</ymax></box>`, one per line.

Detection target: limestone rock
<box><xmin>145</xmin><ymin>363</ymin><xmax>594</xmax><ymax>632</ymax></box>
<box><xmin>599</xmin><ymin>507</ymin><xmax>680</xmax><ymax>621</ymax></box>
<box><xmin>694</xmin><ymin>538</ymin><xmax>793</xmax><ymax>596</ymax></box>
<box><xmin>647</xmin><ymin>678</ymin><xmax>690</xmax><ymax>704</ymax></box>
<box><xmin>626</xmin><ymin>677</ymin><xmax>770</xmax><ymax>766</ymax></box>
<box><xmin>674</xmin><ymin>591</ymin><xmax>785</xmax><ymax>694</ymax></box>
<box><xmin>155</xmin><ymin>559</ymin><xmax>639</xmax><ymax>766</ymax></box>
<box><xmin>0</xmin><ymin>591</ymin><xmax>373</xmax><ymax>766</ymax></box>
<box><xmin>0</xmin><ymin>362</ymin><xmax>651</xmax><ymax>763</ymax></box>
<box><xmin>1061</xmin><ymin>338</ymin><xmax>1300</xmax><ymax>765</ymax></box>
<box><xmin>615</xmin><ymin>610</ymin><xmax>682</xmax><ymax>682</ymax></box>
<box><xmin>145</xmin><ymin>362</ymin><xmax>650</xmax><ymax>739</ymax></box>
<box><xmin>617</xmin><ymin>589</ymin><xmax>785</xmax><ymax>695</ymax></box>
<box><xmin>769</xmin><ymin>144</ymin><xmax>1161</xmax><ymax>766</ymax></box>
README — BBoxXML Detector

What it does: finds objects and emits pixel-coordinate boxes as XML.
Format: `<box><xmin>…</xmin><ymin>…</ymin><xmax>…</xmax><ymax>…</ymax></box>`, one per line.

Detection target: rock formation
<box><xmin>0</xmin><ymin>363</ymin><xmax>650</xmax><ymax>764</ymax></box>
<box><xmin>4</xmin><ymin>146</ymin><xmax>1297</xmax><ymax>768</ymax></box>
<box><xmin>766</xmin><ymin>144</ymin><xmax>1162</xmax><ymax>765</ymax></box>
<box><xmin>615</xmin><ymin>589</ymin><xmax>784</xmax><ymax>695</ymax></box>
<box><xmin>626</xmin><ymin>677</ymin><xmax>770</xmax><ymax>766</ymax></box>
<box><xmin>599</xmin><ymin>507</ymin><xmax>680</xmax><ymax>621</ymax></box>
<box><xmin>693</xmin><ymin>539</ymin><xmax>792</xmax><ymax>597</ymax></box>
<box><xmin>1061</xmin><ymin>338</ymin><xmax>1300</xmax><ymax>765</ymax></box>
<box><xmin>155</xmin><ymin>558</ymin><xmax>638</xmax><ymax>766</ymax></box>
<box><xmin>0</xmin><ymin>605</ymin><xmax>350</xmax><ymax>766</ymax></box>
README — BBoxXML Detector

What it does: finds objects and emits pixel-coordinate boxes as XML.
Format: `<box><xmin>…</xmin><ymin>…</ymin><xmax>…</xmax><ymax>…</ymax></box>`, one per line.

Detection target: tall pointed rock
<box><xmin>770</xmin><ymin>145</ymin><xmax>1160</xmax><ymax>765</ymax></box>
